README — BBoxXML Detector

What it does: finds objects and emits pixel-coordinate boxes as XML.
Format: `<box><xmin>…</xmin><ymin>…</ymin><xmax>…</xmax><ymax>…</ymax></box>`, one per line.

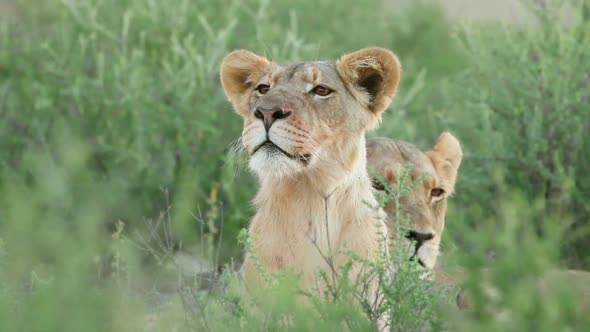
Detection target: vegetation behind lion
<box><xmin>1</xmin><ymin>0</ymin><xmax>589</xmax><ymax>331</ymax></box>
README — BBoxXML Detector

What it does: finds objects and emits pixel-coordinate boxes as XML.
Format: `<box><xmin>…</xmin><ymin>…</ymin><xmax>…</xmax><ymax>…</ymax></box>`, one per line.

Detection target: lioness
<box><xmin>366</xmin><ymin>132</ymin><xmax>462</xmax><ymax>275</ymax></box>
<box><xmin>220</xmin><ymin>48</ymin><xmax>401</xmax><ymax>302</ymax></box>
<box><xmin>366</xmin><ymin>137</ymin><xmax>590</xmax><ymax>313</ymax></box>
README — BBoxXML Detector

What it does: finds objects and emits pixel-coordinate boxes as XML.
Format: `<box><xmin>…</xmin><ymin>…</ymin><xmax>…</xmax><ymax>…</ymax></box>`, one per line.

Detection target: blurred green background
<box><xmin>1</xmin><ymin>0</ymin><xmax>589</xmax><ymax>330</ymax></box>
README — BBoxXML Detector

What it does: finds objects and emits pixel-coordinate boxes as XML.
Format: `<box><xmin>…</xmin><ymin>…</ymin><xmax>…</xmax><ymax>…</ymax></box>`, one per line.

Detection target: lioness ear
<box><xmin>427</xmin><ymin>132</ymin><xmax>463</xmax><ymax>194</ymax></box>
<box><xmin>336</xmin><ymin>47</ymin><xmax>402</xmax><ymax>117</ymax></box>
<box><xmin>220</xmin><ymin>50</ymin><xmax>272</xmax><ymax>115</ymax></box>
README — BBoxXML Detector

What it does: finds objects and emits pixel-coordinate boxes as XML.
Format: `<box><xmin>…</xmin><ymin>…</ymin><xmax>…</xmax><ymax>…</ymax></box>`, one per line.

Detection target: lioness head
<box><xmin>366</xmin><ymin>132</ymin><xmax>462</xmax><ymax>270</ymax></box>
<box><xmin>220</xmin><ymin>48</ymin><xmax>401</xmax><ymax>186</ymax></box>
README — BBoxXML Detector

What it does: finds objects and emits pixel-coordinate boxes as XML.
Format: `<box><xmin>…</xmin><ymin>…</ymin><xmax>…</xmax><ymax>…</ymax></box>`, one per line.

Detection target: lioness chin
<box><xmin>220</xmin><ymin>47</ymin><xmax>401</xmax><ymax>323</ymax></box>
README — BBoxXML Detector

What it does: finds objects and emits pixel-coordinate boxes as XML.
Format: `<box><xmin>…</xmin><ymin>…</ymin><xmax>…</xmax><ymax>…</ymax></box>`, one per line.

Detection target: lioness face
<box><xmin>367</xmin><ymin>133</ymin><xmax>462</xmax><ymax>270</ymax></box>
<box><xmin>220</xmin><ymin>48</ymin><xmax>401</xmax><ymax>180</ymax></box>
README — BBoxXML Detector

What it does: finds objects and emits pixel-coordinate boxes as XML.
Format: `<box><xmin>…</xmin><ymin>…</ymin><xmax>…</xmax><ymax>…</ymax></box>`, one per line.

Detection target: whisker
<box><xmin>262</xmin><ymin>43</ymin><xmax>275</xmax><ymax>63</ymax></box>
<box><xmin>225</xmin><ymin>136</ymin><xmax>250</xmax><ymax>179</ymax></box>
<box><xmin>278</xmin><ymin>157</ymin><xmax>297</xmax><ymax>182</ymax></box>
<box><xmin>314</xmin><ymin>43</ymin><xmax>321</xmax><ymax>62</ymax></box>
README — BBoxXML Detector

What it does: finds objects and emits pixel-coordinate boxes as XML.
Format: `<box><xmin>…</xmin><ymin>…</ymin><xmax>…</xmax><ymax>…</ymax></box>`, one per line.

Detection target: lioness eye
<box><xmin>312</xmin><ymin>85</ymin><xmax>333</xmax><ymax>97</ymax></box>
<box><xmin>431</xmin><ymin>188</ymin><xmax>445</xmax><ymax>198</ymax></box>
<box><xmin>257</xmin><ymin>84</ymin><xmax>270</xmax><ymax>94</ymax></box>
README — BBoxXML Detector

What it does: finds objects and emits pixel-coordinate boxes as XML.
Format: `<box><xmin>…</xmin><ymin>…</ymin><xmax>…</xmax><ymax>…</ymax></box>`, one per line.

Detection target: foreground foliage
<box><xmin>1</xmin><ymin>0</ymin><xmax>589</xmax><ymax>331</ymax></box>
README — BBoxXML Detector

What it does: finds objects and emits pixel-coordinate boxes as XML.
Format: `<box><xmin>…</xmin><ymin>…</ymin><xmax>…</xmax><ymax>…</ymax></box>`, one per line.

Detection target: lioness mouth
<box><xmin>253</xmin><ymin>141</ymin><xmax>311</xmax><ymax>164</ymax></box>
<box><xmin>410</xmin><ymin>256</ymin><xmax>428</xmax><ymax>269</ymax></box>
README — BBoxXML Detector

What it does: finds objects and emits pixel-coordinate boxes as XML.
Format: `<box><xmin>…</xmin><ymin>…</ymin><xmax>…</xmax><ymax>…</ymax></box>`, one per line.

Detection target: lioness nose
<box><xmin>254</xmin><ymin>106</ymin><xmax>292</xmax><ymax>131</ymax></box>
<box><xmin>406</xmin><ymin>231</ymin><xmax>435</xmax><ymax>247</ymax></box>
<box><xmin>407</xmin><ymin>231</ymin><xmax>435</xmax><ymax>268</ymax></box>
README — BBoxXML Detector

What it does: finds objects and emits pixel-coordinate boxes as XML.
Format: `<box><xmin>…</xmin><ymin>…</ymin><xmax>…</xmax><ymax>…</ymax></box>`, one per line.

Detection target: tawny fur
<box><xmin>367</xmin><ymin>137</ymin><xmax>590</xmax><ymax>313</ymax></box>
<box><xmin>220</xmin><ymin>48</ymin><xmax>402</xmax><ymax>304</ymax></box>
<box><xmin>337</xmin><ymin>48</ymin><xmax>402</xmax><ymax>122</ymax></box>
<box><xmin>366</xmin><ymin>132</ymin><xmax>462</xmax><ymax>274</ymax></box>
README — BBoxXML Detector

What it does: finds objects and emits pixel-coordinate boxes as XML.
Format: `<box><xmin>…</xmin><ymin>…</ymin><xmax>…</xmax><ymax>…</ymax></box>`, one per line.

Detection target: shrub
<box><xmin>1</xmin><ymin>0</ymin><xmax>589</xmax><ymax>330</ymax></box>
<box><xmin>447</xmin><ymin>0</ymin><xmax>590</xmax><ymax>267</ymax></box>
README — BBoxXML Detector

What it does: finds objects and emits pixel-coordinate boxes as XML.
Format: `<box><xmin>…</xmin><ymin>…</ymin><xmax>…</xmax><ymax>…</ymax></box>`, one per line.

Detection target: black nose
<box><xmin>406</xmin><ymin>231</ymin><xmax>434</xmax><ymax>254</ymax></box>
<box><xmin>406</xmin><ymin>230</ymin><xmax>435</xmax><ymax>264</ymax></box>
<box><xmin>254</xmin><ymin>106</ymin><xmax>291</xmax><ymax>131</ymax></box>
<box><xmin>406</xmin><ymin>231</ymin><xmax>435</xmax><ymax>246</ymax></box>
<box><xmin>406</xmin><ymin>231</ymin><xmax>434</xmax><ymax>243</ymax></box>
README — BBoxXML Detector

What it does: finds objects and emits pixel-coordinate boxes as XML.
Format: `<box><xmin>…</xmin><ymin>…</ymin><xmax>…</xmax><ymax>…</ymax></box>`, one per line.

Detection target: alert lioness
<box><xmin>366</xmin><ymin>132</ymin><xmax>462</xmax><ymax>276</ymax></box>
<box><xmin>366</xmin><ymin>136</ymin><xmax>590</xmax><ymax>313</ymax></box>
<box><xmin>220</xmin><ymin>48</ymin><xmax>401</xmax><ymax>299</ymax></box>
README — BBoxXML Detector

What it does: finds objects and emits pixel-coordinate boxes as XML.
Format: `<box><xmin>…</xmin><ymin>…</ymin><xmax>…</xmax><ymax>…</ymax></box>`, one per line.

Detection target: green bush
<box><xmin>1</xmin><ymin>0</ymin><xmax>589</xmax><ymax>330</ymax></box>
<box><xmin>447</xmin><ymin>0</ymin><xmax>590</xmax><ymax>267</ymax></box>
<box><xmin>374</xmin><ymin>0</ymin><xmax>590</xmax><ymax>268</ymax></box>
<box><xmin>0</xmin><ymin>0</ymin><xmax>464</xmax><ymax>259</ymax></box>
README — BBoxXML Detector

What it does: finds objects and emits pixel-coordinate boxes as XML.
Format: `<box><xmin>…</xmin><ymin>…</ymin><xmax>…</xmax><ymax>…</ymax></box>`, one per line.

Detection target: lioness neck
<box><xmin>248</xmin><ymin>137</ymin><xmax>383</xmax><ymax>269</ymax></box>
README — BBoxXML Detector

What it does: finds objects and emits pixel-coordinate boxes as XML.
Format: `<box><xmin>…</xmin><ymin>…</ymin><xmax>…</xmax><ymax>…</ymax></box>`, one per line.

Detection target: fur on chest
<box><xmin>248</xmin><ymin>189</ymin><xmax>384</xmax><ymax>274</ymax></box>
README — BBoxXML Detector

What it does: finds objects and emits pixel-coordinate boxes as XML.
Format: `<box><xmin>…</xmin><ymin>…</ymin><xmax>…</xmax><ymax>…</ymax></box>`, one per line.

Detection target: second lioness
<box><xmin>367</xmin><ymin>137</ymin><xmax>590</xmax><ymax>314</ymax></box>
<box><xmin>366</xmin><ymin>132</ymin><xmax>462</xmax><ymax>275</ymax></box>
